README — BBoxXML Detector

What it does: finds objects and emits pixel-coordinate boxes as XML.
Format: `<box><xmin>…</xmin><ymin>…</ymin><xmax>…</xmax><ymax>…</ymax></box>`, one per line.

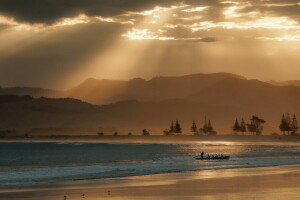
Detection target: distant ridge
<box><xmin>268</xmin><ymin>80</ymin><xmax>300</xmax><ymax>87</ymax></box>
<box><xmin>2</xmin><ymin>72</ymin><xmax>300</xmax><ymax>135</ymax></box>
<box><xmin>65</xmin><ymin>72</ymin><xmax>248</xmax><ymax>105</ymax></box>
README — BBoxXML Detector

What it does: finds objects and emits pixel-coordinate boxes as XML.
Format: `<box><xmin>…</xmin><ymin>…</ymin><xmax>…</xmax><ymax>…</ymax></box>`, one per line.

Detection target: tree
<box><xmin>286</xmin><ymin>113</ymin><xmax>292</xmax><ymax>135</ymax></box>
<box><xmin>169</xmin><ymin>121</ymin><xmax>175</xmax><ymax>134</ymax></box>
<box><xmin>113</xmin><ymin>132</ymin><xmax>118</xmax><ymax>136</ymax></box>
<box><xmin>142</xmin><ymin>129</ymin><xmax>150</xmax><ymax>136</ymax></box>
<box><xmin>207</xmin><ymin>120</ymin><xmax>213</xmax><ymax>133</ymax></box>
<box><xmin>233</xmin><ymin>118</ymin><xmax>240</xmax><ymax>134</ymax></box>
<box><xmin>174</xmin><ymin>120</ymin><xmax>182</xmax><ymax>134</ymax></box>
<box><xmin>291</xmin><ymin>114</ymin><xmax>298</xmax><ymax>135</ymax></box>
<box><xmin>128</xmin><ymin>132</ymin><xmax>133</xmax><ymax>136</ymax></box>
<box><xmin>200</xmin><ymin>117</ymin><xmax>208</xmax><ymax>135</ymax></box>
<box><xmin>200</xmin><ymin>117</ymin><xmax>216</xmax><ymax>135</ymax></box>
<box><xmin>97</xmin><ymin>132</ymin><xmax>104</xmax><ymax>136</ymax></box>
<box><xmin>247</xmin><ymin>116</ymin><xmax>266</xmax><ymax>135</ymax></box>
<box><xmin>279</xmin><ymin>114</ymin><xmax>287</xmax><ymax>135</ymax></box>
<box><xmin>240</xmin><ymin>118</ymin><xmax>246</xmax><ymax>135</ymax></box>
<box><xmin>191</xmin><ymin>120</ymin><xmax>198</xmax><ymax>135</ymax></box>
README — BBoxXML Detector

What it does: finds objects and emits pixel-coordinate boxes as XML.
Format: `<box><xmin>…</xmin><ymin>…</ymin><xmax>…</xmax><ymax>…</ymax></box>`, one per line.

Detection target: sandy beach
<box><xmin>1</xmin><ymin>165</ymin><xmax>299</xmax><ymax>200</ymax></box>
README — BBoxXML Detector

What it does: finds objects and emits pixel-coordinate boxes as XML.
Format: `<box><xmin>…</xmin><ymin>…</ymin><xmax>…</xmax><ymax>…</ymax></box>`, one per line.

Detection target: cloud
<box><xmin>197</xmin><ymin>37</ymin><xmax>218</xmax><ymax>42</ymax></box>
<box><xmin>0</xmin><ymin>0</ymin><xmax>298</xmax><ymax>25</ymax></box>
<box><xmin>0</xmin><ymin>0</ymin><xmax>186</xmax><ymax>24</ymax></box>
<box><xmin>0</xmin><ymin>0</ymin><xmax>299</xmax><ymax>89</ymax></box>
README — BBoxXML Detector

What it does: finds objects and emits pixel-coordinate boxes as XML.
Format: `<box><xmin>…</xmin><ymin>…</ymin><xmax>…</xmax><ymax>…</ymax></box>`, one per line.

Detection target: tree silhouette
<box><xmin>279</xmin><ymin>113</ymin><xmax>298</xmax><ymax>135</ymax></box>
<box><xmin>142</xmin><ymin>129</ymin><xmax>150</xmax><ymax>136</ymax></box>
<box><xmin>247</xmin><ymin>116</ymin><xmax>266</xmax><ymax>135</ymax></box>
<box><xmin>291</xmin><ymin>114</ymin><xmax>298</xmax><ymax>135</ymax></box>
<box><xmin>233</xmin><ymin>118</ymin><xmax>240</xmax><ymax>134</ymax></box>
<box><xmin>174</xmin><ymin>120</ymin><xmax>182</xmax><ymax>134</ymax></box>
<box><xmin>170</xmin><ymin>121</ymin><xmax>175</xmax><ymax>134</ymax></box>
<box><xmin>191</xmin><ymin>120</ymin><xmax>198</xmax><ymax>135</ymax></box>
<box><xmin>279</xmin><ymin>114</ymin><xmax>288</xmax><ymax>135</ymax></box>
<box><xmin>207</xmin><ymin>120</ymin><xmax>213</xmax><ymax>133</ymax></box>
<box><xmin>200</xmin><ymin>117</ymin><xmax>208</xmax><ymax>135</ymax></box>
<box><xmin>240</xmin><ymin>118</ymin><xmax>246</xmax><ymax>135</ymax></box>
<box><xmin>200</xmin><ymin>117</ymin><xmax>216</xmax><ymax>135</ymax></box>
<box><xmin>97</xmin><ymin>132</ymin><xmax>104</xmax><ymax>136</ymax></box>
<box><xmin>286</xmin><ymin>113</ymin><xmax>292</xmax><ymax>135</ymax></box>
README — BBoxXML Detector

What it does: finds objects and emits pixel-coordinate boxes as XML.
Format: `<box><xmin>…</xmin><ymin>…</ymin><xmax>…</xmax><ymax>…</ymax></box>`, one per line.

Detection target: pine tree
<box><xmin>279</xmin><ymin>114</ymin><xmax>287</xmax><ymax>135</ymax></box>
<box><xmin>291</xmin><ymin>114</ymin><xmax>298</xmax><ymax>135</ymax></box>
<box><xmin>240</xmin><ymin>118</ymin><xmax>246</xmax><ymax>135</ymax></box>
<box><xmin>170</xmin><ymin>121</ymin><xmax>175</xmax><ymax>134</ymax></box>
<box><xmin>191</xmin><ymin>120</ymin><xmax>198</xmax><ymax>135</ymax></box>
<box><xmin>233</xmin><ymin>118</ymin><xmax>240</xmax><ymax>134</ymax></box>
<box><xmin>175</xmin><ymin>120</ymin><xmax>182</xmax><ymax>134</ymax></box>
<box><xmin>207</xmin><ymin>120</ymin><xmax>213</xmax><ymax>133</ymax></box>
<box><xmin>286</xmin><ymin>113</ymin><xmax>292</xmax><ymax>135</ymax></box>
<box><xmin>202</xmin><ymin>117</ymin><xmax>208</xmax><ymax>134</ymax></box>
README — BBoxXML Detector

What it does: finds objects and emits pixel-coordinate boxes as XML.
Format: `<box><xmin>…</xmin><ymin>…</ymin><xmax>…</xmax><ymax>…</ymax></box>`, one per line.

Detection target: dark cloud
<box><xmin>0</xmin><ymin>0</ymin><xmax>185</xmax><ymax>24</ymax></box>
<box><xmin>198</xmin><ymin>37</ymin><xmax>218</xmax><ymax>42</ymax></box>
<box><xmin>0</xmin><ymin>0</ymin><xmax>298</xmax><ymax>24</ymax></box>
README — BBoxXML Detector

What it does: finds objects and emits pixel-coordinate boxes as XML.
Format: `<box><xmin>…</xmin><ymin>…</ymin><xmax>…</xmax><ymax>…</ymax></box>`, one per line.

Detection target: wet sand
<box><xmin>1</xmin><ymin>165</ymin><xmax>299</xmax><ymax>200</ymax></box>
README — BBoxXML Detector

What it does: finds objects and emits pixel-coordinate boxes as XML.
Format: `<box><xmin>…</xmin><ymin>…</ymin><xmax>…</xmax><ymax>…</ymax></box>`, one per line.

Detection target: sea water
<box><xmin>0</xmin><ymin>141</ymin><xmax>299</xmax><ymax>186</ymax></box>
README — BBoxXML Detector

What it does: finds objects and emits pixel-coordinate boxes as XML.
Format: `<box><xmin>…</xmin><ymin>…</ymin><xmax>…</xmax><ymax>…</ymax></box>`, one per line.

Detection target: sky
<box><xmin>0</xmin><ymin>0</ymin><xmax>299</xmax><ymax>89</ymax></box>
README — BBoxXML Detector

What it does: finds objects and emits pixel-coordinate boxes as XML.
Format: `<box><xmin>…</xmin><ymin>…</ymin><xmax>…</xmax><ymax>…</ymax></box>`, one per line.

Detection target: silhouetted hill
<box><xmin>66</xmin><ymin>73</ymin><xmax>247</xmax><ymax>105</ymax></box>
<box><xmin>0</xmin><ymin>95</ymin><xmax>102</xmax><ymax>135</ymax></box>
<box><xmin>0</xmin><ymin>87</ymin><xmax>61</xmax><ymax>98</ymax></box>
<box><xmin>2</xmin><ymin>73</ymin><xmax>300</xmax><ymax>135</ymax></box>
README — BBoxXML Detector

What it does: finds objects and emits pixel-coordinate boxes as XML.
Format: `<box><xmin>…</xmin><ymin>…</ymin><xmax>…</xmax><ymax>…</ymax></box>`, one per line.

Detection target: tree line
<box><xmin>233</xmin><ymin>113</ymin><xmax>299</xmax><ymax>136</ymax></box>
<box><xmin>279</xmin><ymin>113</ymin><xmax>298</xmax><ymax>135</ymax></box>
<box><xmin>96</xmin><ymin>113</ymin><xmax>299</xmax><ymax>136</ymax></box>
<box><xmin>233</xmin><ymin>116</ymin><xmax>266</xmax><ymax>135</ymax></box>
<box><xmin>164</xmin><ymin>118</ymin><xmax>217</xmax><ymax>136</ymax></box>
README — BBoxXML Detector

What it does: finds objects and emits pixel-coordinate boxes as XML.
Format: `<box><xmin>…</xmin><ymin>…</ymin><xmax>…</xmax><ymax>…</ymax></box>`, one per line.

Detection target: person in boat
<box><xmin>200</xmin><ymin>152</ymin><xmax>204</xmax><ymax>159</ymax></box>
<box><xmin>211</xmin><ymin>155</ymin><xmax>215</xmax><ymax>159</ymax></box>
<box><xmin>207</xmin><ymin>154</ymin><xmax>210</xmax><ymax>159</ymax></box>
<box><xmin>220</xmin><ymin>154</ymin><xmax>224</xmax><ymax>158</ymax></box>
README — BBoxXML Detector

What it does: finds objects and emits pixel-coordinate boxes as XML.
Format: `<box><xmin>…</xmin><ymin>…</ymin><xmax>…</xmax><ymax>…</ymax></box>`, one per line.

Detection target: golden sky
<box><xmin>0</xmin><ymin>0</ymin><xmax>299</xmax><ymax>89</ymax></box>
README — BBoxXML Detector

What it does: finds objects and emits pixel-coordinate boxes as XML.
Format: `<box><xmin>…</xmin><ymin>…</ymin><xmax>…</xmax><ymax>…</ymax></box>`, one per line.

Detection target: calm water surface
<box><xmin>0</xmin><ymin>141</ymin><xmax>299</xmax><ymax>186</ymax></box>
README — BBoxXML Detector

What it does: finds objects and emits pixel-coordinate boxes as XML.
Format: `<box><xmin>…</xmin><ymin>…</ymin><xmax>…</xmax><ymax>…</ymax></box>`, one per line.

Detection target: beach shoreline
<box><xmin>1</xmin><ymin>135</ymin><xmax>300</xmax><ymax>144</ymax></box>
<box><xmin>1</xmin><ymin>164</ymin><xmax>300</xmax><ymax>200</ymax></box>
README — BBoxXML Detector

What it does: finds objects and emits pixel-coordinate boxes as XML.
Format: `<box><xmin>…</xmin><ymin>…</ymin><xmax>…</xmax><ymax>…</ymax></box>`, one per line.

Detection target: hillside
<box><xmin>0</xmin><ymin>87</ymin><xmax>61</xmax><ymax>98</ymax></box>
<box><xmin>65</xmin><ymin>72</ymin><xmax>247</xmax><ymax>105</ymax></box>
<box><xmin>1</xmin><ymin>73</ymin><xmax>300</xmax><ymax>135</ymax></box>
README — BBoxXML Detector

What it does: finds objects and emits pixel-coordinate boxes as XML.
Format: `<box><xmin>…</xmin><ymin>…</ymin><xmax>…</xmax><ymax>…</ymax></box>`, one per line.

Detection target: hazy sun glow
<box><xmin>122</xmin><ymin>28</ymin><xmax>174</xmax><ymax>40</ymax></box>
<box><xmin>0</xmin><ymin>0</ymin><xmax>299</xmax><ymax>88</ymax></box>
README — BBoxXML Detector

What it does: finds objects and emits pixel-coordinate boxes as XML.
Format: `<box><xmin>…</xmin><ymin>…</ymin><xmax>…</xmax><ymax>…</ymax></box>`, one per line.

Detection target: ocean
<box><xmin>0</xmin><ymin>141</ymin><xmax>299</xmax><ymax>187</ymax></box>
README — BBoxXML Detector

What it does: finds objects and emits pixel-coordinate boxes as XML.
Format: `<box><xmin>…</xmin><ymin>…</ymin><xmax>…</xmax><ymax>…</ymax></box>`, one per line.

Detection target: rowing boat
<box><xmin>194</xmin><ymin>156</ymin><xmax>230</xmax><ymax>160</ymax></box>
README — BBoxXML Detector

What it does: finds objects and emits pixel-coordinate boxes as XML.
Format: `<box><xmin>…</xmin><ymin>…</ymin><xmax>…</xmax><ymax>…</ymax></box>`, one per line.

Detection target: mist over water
<box><xmin>0</xmin><ymin>141</ymin><xmax>299</xmax><ymax>186</ymax></box>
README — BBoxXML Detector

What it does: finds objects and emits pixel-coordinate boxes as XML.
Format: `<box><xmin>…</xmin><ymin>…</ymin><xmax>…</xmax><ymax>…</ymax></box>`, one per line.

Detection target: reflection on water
<box><xmin>0</xmin><ymin>141</ymin><xmax>299</xmax><ymax>186</ymax></box>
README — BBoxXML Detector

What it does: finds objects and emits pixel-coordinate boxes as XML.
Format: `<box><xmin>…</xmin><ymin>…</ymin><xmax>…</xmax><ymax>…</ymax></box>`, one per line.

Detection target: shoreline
<box><xmin>1</xmin><ymin>135</ymin><xmax>300</xmax><ymax>144</ymax></box>
<box><xmin>1</xmin><ymin>164</ymin><xmax>300</xmax><ymax>199</ymax></box>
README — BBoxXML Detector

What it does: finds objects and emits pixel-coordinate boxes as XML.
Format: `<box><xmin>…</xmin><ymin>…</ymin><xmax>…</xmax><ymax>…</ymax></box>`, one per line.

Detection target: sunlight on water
<box><xmin>0</xmin><ymin>141</ymin><xmax>299</xmax><ymax>186</ymax></box>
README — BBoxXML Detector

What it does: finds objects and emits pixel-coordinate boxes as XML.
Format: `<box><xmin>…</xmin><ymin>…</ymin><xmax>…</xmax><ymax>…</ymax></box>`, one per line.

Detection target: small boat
<box><xmin>194</xmin><ymin>156</ymin><xmax>230</xmax><ymax>160</ymax></box>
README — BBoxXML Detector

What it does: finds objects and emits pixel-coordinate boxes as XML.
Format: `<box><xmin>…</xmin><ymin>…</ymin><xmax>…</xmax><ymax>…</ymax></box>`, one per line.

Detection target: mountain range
<box><xmin>1</xmin><ymin>72</ymin><xmax>300</xmax><ymax>135</ymax></box>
